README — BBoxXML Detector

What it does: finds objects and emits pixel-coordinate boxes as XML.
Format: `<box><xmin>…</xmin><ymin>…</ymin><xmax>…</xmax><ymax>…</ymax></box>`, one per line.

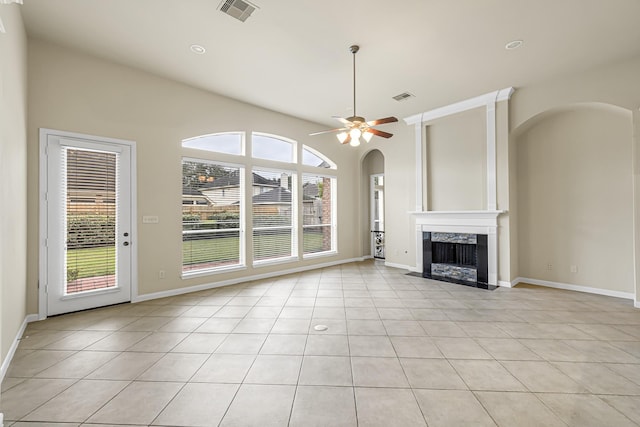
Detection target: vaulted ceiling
<box><xmin>20</xmin><ymin>0</ymin><xmax>640</xmax><ymax>127</ymax></box>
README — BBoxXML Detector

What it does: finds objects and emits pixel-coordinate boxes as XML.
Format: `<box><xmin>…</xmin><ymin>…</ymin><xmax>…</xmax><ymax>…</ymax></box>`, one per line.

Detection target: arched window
<box><xmin>302</xmin><ymin>145</ymin><xmax>336</xmax><ymax>169</ymax></box>
<box><xmin>252</xmin><ymin>133</ymin><xmax>295</xmax><ymax>163</ymax></box>
<box><xmin>181</xmin><ymin>131</ymin><xmax>336</xmax><ymax>277</ymax></box>
<box><xmin>182</xmin><ymin>132</ymin><xmax>243</xmax><ymax>155</ymax></box>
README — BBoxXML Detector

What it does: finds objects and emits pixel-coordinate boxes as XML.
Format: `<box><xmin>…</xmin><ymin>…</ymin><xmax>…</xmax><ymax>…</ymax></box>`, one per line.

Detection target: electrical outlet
<box><xmin>547</xmin><ymin>263</ymin><xmax>553</xmax><ymax>271</ymax></box>
<box><xmin>570</xmin><ymin>265</ymin><xmax>578</xmax><ymax>273</ymax></box>
<box><xmin>159</xmin><ymin>270</ymin><xmax>165</xmax><ymax>279</ymax></box>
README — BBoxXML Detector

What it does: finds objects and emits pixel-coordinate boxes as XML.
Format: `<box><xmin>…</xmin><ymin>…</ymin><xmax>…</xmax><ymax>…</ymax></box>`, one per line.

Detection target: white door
<box><xmin>41</xmin><ymin>131</ymin><xmax>134</xmax><ymax>316</ymax></box>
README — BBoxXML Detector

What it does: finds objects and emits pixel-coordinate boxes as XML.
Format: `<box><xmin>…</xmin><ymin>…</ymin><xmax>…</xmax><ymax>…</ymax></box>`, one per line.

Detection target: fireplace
<box><xmin>422</xmin><ymin>231</ymin><xmax>491</xmax><ymax>289</ymax></box>
<box><xmin>412</xmin><ymin>210</ymin><xmax>503</xmax><ymax>288</ymax></box>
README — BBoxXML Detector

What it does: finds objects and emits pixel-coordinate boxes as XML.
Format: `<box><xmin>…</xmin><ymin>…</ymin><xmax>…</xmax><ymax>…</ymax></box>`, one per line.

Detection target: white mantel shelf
<box><xmin>411</xmin><ymin>210</ymin><xmax>505</xmax><ymax>227</ymax></box>
<box><xmin>411</xmin><ymin>210</ymin><xmax>505</xmax><ymax>286</ymax></box>
<box><xmin>410</xmin><ymin>210</ymin><xmax>505</xmax><ymax>217</ymax></box>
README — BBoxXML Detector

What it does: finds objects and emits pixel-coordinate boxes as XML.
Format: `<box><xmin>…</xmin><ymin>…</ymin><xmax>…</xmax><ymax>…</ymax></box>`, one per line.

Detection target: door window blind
<box><xmin>64</xmin><ymin>148</ymin><xmax>118</xmax><ymax>294</ymax></box>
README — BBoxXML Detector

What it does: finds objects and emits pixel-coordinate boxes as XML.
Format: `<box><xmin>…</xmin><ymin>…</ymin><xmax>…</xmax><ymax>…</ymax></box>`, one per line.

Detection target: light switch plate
<box><xmin>142</xmin><ymin>215</ymin><xmax>159</xmax><ymax>224</ymax></box>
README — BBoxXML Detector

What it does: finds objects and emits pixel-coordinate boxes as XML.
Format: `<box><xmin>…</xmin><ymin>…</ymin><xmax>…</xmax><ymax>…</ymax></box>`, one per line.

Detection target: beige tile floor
<box><xmin>2</xmin><ymin>260</ymin><xmax>640</xmax><ymax>426</ymax></box>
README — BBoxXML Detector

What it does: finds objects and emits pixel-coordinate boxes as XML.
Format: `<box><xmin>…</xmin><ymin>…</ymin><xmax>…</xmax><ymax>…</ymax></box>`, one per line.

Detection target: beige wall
<box><xmin>0</xmin><ymin>5</ymin><xmax>28</xmax><ymax>365</ymax></box>
<box><xmin>357</xmin><ymin>123</ymin><xmax>416</xmax><ymax>268</ymax></box>
<box><xmin>27</xmin><ymin>39</ymin><xmax>362</xmax><ymax>314</ymax></box>
<box><xmin>425</xmin><ymin>108</ymin><xmax>487</xmax><ymax>211</ymax></box>
<box><xmin>512</xmin><ymin>56</ymin><xmax>640</xmax><ymax>131</ymax></box>
<box><xmin>516</xmin><ymin>105</ymin><xmax>634</xmax><ymax>293</ymax></box>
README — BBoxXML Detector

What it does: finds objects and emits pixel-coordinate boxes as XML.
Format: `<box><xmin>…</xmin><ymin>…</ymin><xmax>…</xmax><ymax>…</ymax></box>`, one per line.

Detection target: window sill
<box><xmin>303</xmin><ymin>250</ymin><xmax>338</xmax><ymax>260</ymax></box>
<box><xmin>181</xmin><ymin>264</ymin><xmax>247</xmax><ymax>279</ymax></box>
<box><xmin>253</xmin><ymin>256</ymin><xmax>299</xmax><ymax>268</ymax></box>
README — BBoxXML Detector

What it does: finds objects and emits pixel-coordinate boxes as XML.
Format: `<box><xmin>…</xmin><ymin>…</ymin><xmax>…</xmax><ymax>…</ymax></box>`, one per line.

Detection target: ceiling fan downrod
<box><xmin>350</xmin><ymin>44</ymin><xmax>359</xmax><ymax>119</ymax></box>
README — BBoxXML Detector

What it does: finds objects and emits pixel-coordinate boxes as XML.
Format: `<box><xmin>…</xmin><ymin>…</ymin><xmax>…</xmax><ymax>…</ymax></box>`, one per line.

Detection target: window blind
<box><xmin>252</xmin><ymin>169</ymin><xmax>295</xmax><ymax>261</ymax></box>
<box><xmin>64</xmin><ymin>148</ymin><xmax>118</xmax><ymax>294</ymax></box>
<box><xmin>182</xmin><ymin>159</ymin><xmax>243</xmax><ymax>274</ymax></box>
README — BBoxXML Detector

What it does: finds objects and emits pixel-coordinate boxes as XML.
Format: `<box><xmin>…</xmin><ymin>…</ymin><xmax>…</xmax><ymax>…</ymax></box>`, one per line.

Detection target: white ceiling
<box><xmin>20</xmin><ymin>0</ymin><xmax>640</xmax><ymax>128</ymax></box>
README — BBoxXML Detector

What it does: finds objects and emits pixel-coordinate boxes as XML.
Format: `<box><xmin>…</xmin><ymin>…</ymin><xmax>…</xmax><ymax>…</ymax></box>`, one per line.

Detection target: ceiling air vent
<box><xmin>392</xmin><ymin>92</ymin><xmax>415</xmax><ymax>102</ymax></box>
<box><xmin>219</xmin><ymin>0</ymin><xmax>258</xmax><ymax>22</ymax></box>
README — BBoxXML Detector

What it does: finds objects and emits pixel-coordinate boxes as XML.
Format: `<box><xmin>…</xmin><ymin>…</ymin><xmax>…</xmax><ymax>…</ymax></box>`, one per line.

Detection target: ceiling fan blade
<box><xmin>367</xmin><ymin>128</ymin><xmax>393</xmax><ymax>138</ymax></box>
<box><xmin>332</xmin><ymin>116</ymin><xmax>353</xmax><ymax>125</ymax></box>
<box><xmin>366</xmin><ymin>116</ymin><xmax>398</xmax><ymax>126</ymax></box>
<box><xmin>309</xmin><ymin>127</ymin><xmax>348</xmax><ymax>136</ymax></box>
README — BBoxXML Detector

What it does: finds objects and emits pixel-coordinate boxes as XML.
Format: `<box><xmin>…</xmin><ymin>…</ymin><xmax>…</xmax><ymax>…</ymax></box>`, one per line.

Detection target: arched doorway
<box><xmin>513</xmin><ymin>102</ymin><xmax>635</xmax><ymax>299</ymax></box>
<box><xmin>361</xmin><ymin>150</ymin><xmax>385</xmax><ymax>258</ymax></box>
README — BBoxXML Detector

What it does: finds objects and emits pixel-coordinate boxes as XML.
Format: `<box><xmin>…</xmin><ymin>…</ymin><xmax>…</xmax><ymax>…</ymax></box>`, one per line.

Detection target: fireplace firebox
<box><xmin>422</xmin><ymin>232</ymin><xmax>491</xmax><ymax>289</ymax></box>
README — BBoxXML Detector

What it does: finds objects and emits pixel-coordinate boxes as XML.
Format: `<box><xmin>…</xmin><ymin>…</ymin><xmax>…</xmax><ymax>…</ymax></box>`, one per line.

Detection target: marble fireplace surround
<box><xmin>411</xmin><ymin>210</ymin><xmax>503</xmax><ymax>286</ymax></box>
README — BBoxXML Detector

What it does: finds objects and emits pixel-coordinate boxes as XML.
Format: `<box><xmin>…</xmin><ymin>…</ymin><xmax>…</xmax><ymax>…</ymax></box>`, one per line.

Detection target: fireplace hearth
<box><xmin>423</xmin><ymin>232</ymin><xmax>493</xmax><ymax>289</ymax></box>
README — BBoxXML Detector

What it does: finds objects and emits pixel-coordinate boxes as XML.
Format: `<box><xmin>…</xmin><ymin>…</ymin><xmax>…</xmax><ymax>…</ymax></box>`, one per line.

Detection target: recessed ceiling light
<box><xmin>505</xmin><ymin>40</ymin><xmax>523</xmax><ymax>50</ymax></box>
<box><xmin>190</xmin><ymin>44</ymin><xmax>206</xmax><ymax>55</ymax></box>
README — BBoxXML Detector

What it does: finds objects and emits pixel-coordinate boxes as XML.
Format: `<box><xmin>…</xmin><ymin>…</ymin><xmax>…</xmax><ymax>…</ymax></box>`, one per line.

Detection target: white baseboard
<box><xmin>513</xmin><ymin>277</ymin><xmax>634</xmax><ymax>300</ymax></box>
<box><xmin>133</xmin><ymin>257</ymin><xmax>370</xmax><ymax>303</ymax></box>
<box><xmin>384</xmin><ymin>261</ymin><xmax>413</xmax><ymax>271</ymax></box>
<box><xmin>634</xmin><ymin>300</ymin><xmax>640</xmax><ymax>309</ymax></box>
<box><xmin>1</xmin><ymin>314</ymin><xmax>38</xmax><ymax>383</ymax></box>
<box><xmin>498</xmin><ymin>280</ymin><xmax>513</xmax><ymax>288</ymax></box>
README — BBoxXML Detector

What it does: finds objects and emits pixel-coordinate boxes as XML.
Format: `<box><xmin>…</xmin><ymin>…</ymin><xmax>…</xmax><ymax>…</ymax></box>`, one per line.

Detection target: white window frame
<box><xmin>181</xmin><ymin>157</ymin><xmax>246</xmax><ymax>278</ymax></box>
<box><xmin>302</xmin><ymin>174</ymin><xmax>337</xmax><ymax>259</ymax></box>
<box><xmin>180</xmin><ymin>131</ymin><xmax>338</xmax><ymax>277</ymax></box>
<box><xmin>251</xmin><ymin>166</ymin><xmax>299</xmax><ymax>267</ymax></box>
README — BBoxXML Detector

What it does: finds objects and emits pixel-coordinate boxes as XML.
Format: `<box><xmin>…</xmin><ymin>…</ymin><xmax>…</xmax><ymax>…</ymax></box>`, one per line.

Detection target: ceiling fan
<box><xmin>310</xmin><ymin>45</ymin><xmax>398</xmax><ymax>147</ymax></box>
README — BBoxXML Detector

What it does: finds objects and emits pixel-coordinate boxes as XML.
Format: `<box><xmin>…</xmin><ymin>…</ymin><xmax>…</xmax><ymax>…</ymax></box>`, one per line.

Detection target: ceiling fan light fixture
<box><xmin>363</xmin><ymin>131</ymin><xmax>374</xmax><ymax>142</ymax></box>
<box><xmin>349</xmin><ymin>128</ymin><xmax>362</xmax><ymax>140</ymax></box>
<box><xmin>349</xmin><ymin>138</ymin><xmax>361</xmax><ymax>147</ymax></box>
<box><xmin>337</xmin><ymin>132</ymin><xmax>349</xmax><ymax>143</ymax></box>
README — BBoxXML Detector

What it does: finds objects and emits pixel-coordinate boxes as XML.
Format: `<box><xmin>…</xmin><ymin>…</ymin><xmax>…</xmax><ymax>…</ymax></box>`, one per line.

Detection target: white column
<box><xmin>414</xmin><ymin>122</ymin><xmax>424</xmax><ymax>212</ymax></box>
<box><xmin>486</xmin><ymin>100</ymin><xmax>497</xmax><ymax>211</ymax></box>
<box><xmin>633</xmin><ymin>108</ymin><xmax>640</xmax><ymax>308</ymax></box>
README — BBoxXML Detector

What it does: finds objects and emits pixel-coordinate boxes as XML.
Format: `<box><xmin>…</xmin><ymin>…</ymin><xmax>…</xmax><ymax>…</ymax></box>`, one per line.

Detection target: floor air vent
<box><xmin>219</xmin><ymin>0</ymin><xmax>257</xmax><ymax>22</ymax></box>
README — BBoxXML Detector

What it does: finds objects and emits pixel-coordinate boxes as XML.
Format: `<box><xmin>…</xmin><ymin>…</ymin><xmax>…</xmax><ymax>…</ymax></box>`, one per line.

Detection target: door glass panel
<box><xmin>64</xmin><ymin>148</ymin><xmax>118</xmax><ymax>294</ymax></box>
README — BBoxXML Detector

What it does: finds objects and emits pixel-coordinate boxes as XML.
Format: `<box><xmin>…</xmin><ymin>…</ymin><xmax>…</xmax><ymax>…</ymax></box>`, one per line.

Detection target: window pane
<box><xmin>302</xmin><ymin>145</ymin><xmax>335</xmax><ymax>168</ymax></box>
<box><xmin>252</xmin><ymin>169</ymin><xmax>295</xmax><ymax>261</ymax></box>
<box><xmin>182</xmin><ymin>132</ymin><xmax>242</xmax><ymax>155</ymax></box>
<box><xmin>303</xmin><ymin>226</ymin><xmax>332</xmax><ymax>254</ymax></box>
<box><xmin>302</xmin><ymin>174</ymin><xmax>334</xmax><ymax>254</ymax></box>
<box><xmin>182</xmin><ymin>159</ymin><xmax>243</xmax><ymax>273</ymax></box>
<box><xmin>252</xmin><ymin>134</ymin><xmax>293</xmax><ymax>162</ymax></box>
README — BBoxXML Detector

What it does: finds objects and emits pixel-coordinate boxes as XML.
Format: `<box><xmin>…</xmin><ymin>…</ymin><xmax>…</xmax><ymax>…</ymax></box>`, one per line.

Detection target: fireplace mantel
<box><xmin>411</xmin><ymin>210</ymin><xmax>504</xmax><ymax>226</ymax></box>
<box><xmin>411</xmin><ymin>210</ymin><xmax>505</xmax><ymax>286</ymax></box>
